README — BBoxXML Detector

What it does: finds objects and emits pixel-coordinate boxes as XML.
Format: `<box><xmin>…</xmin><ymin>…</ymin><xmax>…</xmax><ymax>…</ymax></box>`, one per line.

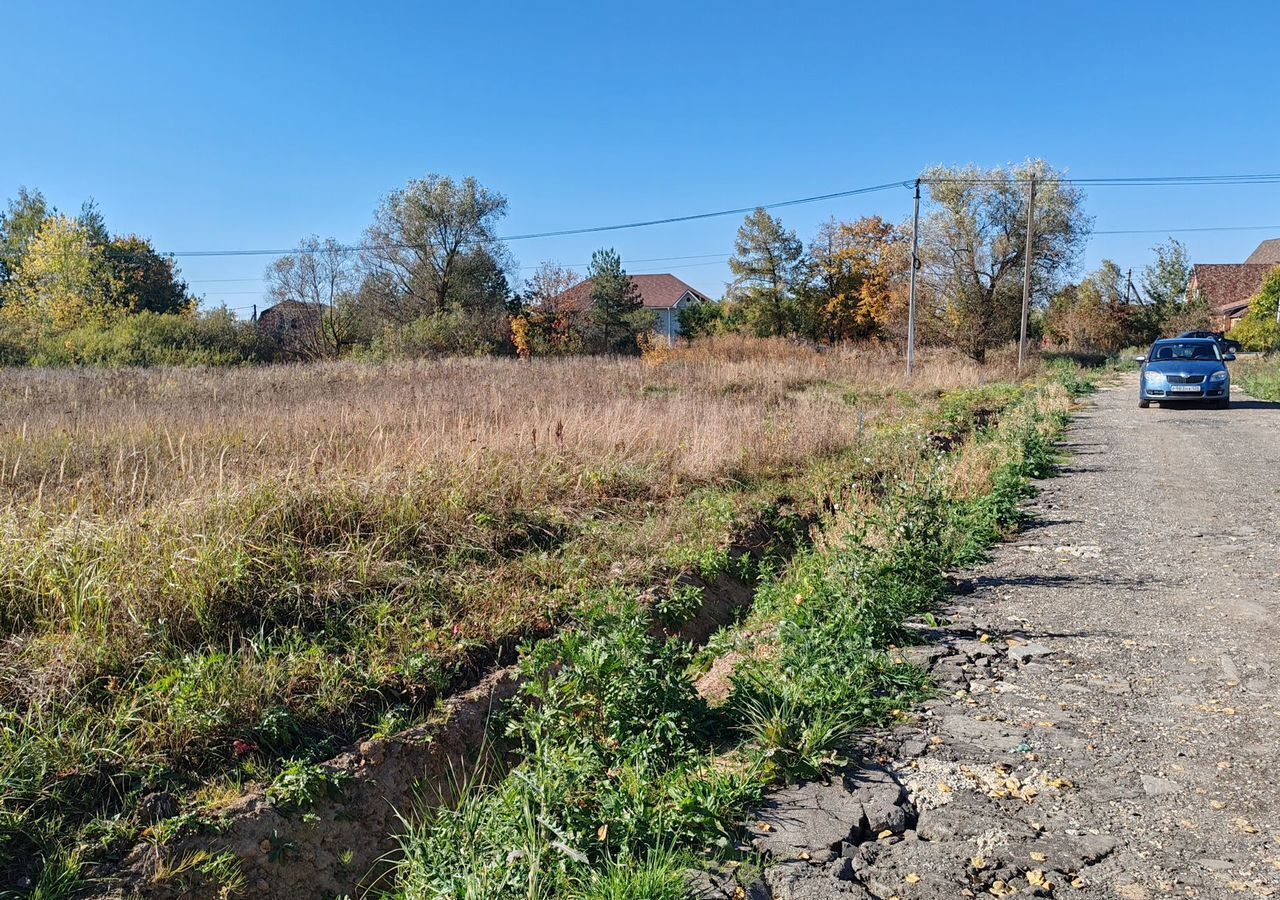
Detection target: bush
<box><xmin>22</xmin><ymin>309</ymin><xmax>269</xmax><ymax>367</ymax></box>
<box><xmin>677</xmin><ymin>302</ymin><xmax>727</xmax><ymax>339</ymax></box>
<box><xmin>1228</xmin><ymin>269</ymin><xmax>1280</xmax><ymax>351</ymax></box>
<box><xmin>366</xmin><ymin>309</ymin><xmax>509</xmax><ymax>359</ymax></box>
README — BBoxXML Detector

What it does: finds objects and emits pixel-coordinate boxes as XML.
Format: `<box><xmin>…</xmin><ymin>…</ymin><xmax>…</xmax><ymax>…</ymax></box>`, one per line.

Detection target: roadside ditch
<box><xmin>106</xmin><ymin>504</ymin><xmax>815</xmax><ymax>899</ymax></box>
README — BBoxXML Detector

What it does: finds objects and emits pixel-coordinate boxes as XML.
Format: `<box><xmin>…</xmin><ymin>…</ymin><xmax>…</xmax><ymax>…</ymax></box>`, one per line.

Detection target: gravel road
<box><xmin>733</xmin><ymin>375</ymin><xmax>1280</xmax><ymax>899</ymax></box>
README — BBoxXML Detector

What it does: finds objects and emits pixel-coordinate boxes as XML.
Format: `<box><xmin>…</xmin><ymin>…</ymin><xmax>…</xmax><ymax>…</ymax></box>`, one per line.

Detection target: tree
<box><xmin>806</xmin><ymin>216</ymin><xmax>909</xmax><ymax>342</ymax></box>
<box><xmin>677</xmin><ymin>301</ymin><xmax>726</xmax><ymax>339</ymax></box>
<box><xmin>0</xmin><ymin>187</ymin><xmax>51</xmax><ymax>285</ymax></box>
<box><xmin>727</xmin><ymin>208</ymin><xmax>806</xmax><ymax>337</ymax></box>
<box><xmin>524</xmin><ymin>261</ymin><xmax>580</xmax><ymax>313</ymax></box>
<box><xmin>1141</xmin><ymin>238</ymin><xmax>1192</xmax><ymax>309</ymax></box>
<box><xmin>1042</xmin><ymin>261</ymin><xmax>1127</xmax><ymax>352</ymax></box>
<box><xmin>362</xmin><ymin>174</ymin><xmax>511</xmax><ymax>323</ymax></box>
<box><xmin>519</xmin><ymin>261</ymin><xmax>586</xmax><ymax>355</ymax></box>
<box><xmin>1131</xmin><ymin>237</ymin><xmax>1193</xmax><ymax>340</ymax></box>
<box><xmin>1162</xmin><ymin>292</ymin><xmax>1218</xmax><ymax>336</ymax></box>
<box><xmin>105</xmin><ymin>235</ymin><xmax>195</xmax><ymax>315</ymax></box>
<box><xmin>445</xmin><ymin>246</ymin><xmax>512</xmax><ymax>313</ymax></box>
<box><xmin>77</xmin><ymin>199</ymin><xmax>110</xmax><ymax>247</ymax></box>
<box><xmin>264</xmin><ymin>237</ymin><xmax>364</xmax><ymax>358</ymax></box>
<box><xmin>1</xmin><ymin>215</ymin><xmax>114</xmax><ymax>335</ymax></box>
<box><xmin>586</xmin><ymin>248</ymin><xmax>650</xmax><ymax>353</ymax></box>
<box><xmin>920</xmin><ymin>160</ymin><xmax>1090</xmax><ymax>361</ymax></box>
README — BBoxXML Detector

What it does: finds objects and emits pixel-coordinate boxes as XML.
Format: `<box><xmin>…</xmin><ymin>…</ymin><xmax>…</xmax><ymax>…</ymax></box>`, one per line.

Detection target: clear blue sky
<box><xmin>5</xmin><ymin>0</ymin><xmax>1280</xmax><ymax>314</ymax></box>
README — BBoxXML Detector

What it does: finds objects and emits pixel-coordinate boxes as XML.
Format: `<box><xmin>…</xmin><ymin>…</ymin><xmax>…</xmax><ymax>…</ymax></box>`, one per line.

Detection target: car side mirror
<box><xmin>1223</xmin><ymin>353</ymin><xmax>1236</xmax><ymax>361</ymax></box>
<box><xmin>1134</xmin><ymin>355</ymin><xmax>1146</xmax><ymax>363</ymax></box>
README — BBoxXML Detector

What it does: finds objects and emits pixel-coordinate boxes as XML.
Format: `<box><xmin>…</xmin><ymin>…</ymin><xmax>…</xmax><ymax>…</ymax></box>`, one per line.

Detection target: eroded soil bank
<box><xmin>107</xmin><ymin>513</ymin><xmax>797</xmax><ymax>899</ymax></box>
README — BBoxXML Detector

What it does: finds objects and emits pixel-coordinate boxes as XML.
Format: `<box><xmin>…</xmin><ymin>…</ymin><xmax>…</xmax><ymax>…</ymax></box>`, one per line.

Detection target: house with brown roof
<box><xmin>552</xmin><ymin>273</ymin><xmax>712</xmax><ymax>343</ymax></box>
<box><xmin>1187</xmin><ymin>239</ymin><xmax>1280</xmax><ymax>328</ymax></box>
<box><xmin>255</xmin><ymin>299</ymin><xmax>330</xmax><ymax>358</ymax></box>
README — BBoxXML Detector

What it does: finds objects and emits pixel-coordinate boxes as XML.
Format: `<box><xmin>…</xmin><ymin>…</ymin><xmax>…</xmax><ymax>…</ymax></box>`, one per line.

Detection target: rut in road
<box><xmin>729</xmin><ymin>376</ymin><xmax>1280</xmax><ymax>900</ymax></box>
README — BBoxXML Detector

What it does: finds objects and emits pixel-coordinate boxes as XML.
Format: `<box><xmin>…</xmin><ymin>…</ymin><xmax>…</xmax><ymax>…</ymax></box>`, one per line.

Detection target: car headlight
<box><xmin>1143</xmin><ymin>371</ymin><xmax>1166</xmax><ymax>385</ymax></box>
<box><xmin>1210</xmin><ymin>370</ymin><xmax>1227</xmax><ymax>381</ymax></box>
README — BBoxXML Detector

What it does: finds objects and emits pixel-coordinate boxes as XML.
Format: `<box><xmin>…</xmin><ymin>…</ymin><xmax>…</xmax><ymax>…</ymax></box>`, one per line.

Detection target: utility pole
<box><xmin>906</xmin><ymin>179</ymin><xmax>921</xmax><ymax>377</ymax></box>
<box><xmin>1125</xmin><ymin>269</ymin><xmax>1134</xmax><ymax>306</ymax></box>
<box><xmin>1017</xmin><ymin>175</ymin><xmax>1037</xmax><ymax>374</ymax></box>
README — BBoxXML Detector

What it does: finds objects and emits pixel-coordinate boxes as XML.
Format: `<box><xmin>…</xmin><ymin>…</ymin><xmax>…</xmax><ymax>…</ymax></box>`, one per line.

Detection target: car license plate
<box><xmin>1170</xmin><ymin>385</ymin><xmax>1200</xmax><ymax>393</ymax></box>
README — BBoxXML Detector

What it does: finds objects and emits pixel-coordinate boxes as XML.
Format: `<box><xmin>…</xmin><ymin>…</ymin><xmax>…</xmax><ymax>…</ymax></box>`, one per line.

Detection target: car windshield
<box><xmin>1150</xmin><ymin>342</ymin><xmax>1221</xmax><ymax>362</ymax></box>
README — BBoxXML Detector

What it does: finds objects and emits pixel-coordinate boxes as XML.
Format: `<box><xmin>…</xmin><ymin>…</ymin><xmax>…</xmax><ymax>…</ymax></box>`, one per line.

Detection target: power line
<box><xmin>165</xmin><ymin>181</ymin><xmax>911</xmax><ymax>260</ymax></box>
<box><xmin>1092</xmin><ymin>224</ymin><xmax>1280</xmax><ymax>235</ymax></box>
<box><xmin>187</xmin><ymin>252</ymin><xmax>734</xmax><ymax>285</ymax></box>
<box><xmin>926</xmin><ymin>173</ymin><xmax>1280</xmax><ymax>186</ymax></box>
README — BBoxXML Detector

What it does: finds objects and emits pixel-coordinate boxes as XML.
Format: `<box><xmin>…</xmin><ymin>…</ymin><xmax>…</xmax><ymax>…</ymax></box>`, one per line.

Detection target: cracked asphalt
<box><xmin>745</xmin><ymin>375</ymin><xmax>1280</xmax><ymax>899</ymax></box>
<box><xmin>910</xmin><ymin>374</ymin><xmax>1280</xmax><ymax>898</ymax></box>
<box><xmin>978</xmin><ymin>374</ymin><xmax>1280</xmax><ymax>896</ymax></box>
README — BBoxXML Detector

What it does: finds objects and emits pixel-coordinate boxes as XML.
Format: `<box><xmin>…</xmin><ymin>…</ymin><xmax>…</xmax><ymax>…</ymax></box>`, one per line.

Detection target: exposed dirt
<box><xmin>733</xmin><ymin>376</ymin><xmax>1280</xmax><ymax>899</ymax></box>
<box><xmin>106</xmin><ymin>515</ymin><xmax>792</xmax><ymax>899</ymax></box>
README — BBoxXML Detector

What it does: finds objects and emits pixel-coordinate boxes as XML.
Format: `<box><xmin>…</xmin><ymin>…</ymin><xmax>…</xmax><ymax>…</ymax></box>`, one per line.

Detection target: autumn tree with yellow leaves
<box><xmin>805</xmin><ymin>216</ymin><xmax>909</xmax><ymax>342</ymax></box>
<box><xmin>0</xmin><ymin>190</ymin><xmax>196</xmax><ymax>343</ymax></box>
<box><xmin>0</xmin><ymin>215</ymin><xmax>116</xmax><ymax>335</ymax></box>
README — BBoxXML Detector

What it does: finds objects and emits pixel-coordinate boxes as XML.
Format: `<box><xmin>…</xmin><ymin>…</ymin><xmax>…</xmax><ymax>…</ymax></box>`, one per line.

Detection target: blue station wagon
<box><xmin>1136</xmin><ymin>338</ymin><xmax>1233</xmax><ymax>409</ymax></box>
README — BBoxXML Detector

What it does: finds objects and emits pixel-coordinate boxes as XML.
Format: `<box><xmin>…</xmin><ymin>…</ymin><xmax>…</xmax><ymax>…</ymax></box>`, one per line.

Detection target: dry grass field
<box><xmin>0</xmin><ymin>337</ymin><xmax>1028</xmax><ymax>888</ymax></box>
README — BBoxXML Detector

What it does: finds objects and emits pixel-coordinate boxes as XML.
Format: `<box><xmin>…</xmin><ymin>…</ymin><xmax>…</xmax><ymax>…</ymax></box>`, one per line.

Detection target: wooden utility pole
<box><xmin>1017</xmin><ymin>176</ymin><xmax>1037</xmax><ymax>373</ymax></box>
<box><xmin>906</xmin><ymin>179</ymin><xmax>921</xmax><ymax>377</ymax></box>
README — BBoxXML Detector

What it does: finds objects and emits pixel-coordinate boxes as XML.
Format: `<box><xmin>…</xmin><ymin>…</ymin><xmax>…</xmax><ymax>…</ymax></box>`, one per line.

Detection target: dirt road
<box><xmin>746</xmin><ymin>376</ymin><xmax>1280</xmax><ymax>899</ymax></box>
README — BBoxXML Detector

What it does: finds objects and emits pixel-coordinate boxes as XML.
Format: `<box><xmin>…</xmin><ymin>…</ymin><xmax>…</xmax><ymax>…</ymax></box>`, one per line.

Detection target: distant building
<box><xmin>1187</xmin><ymin>239</ymin><xmax>1280</xmax><ymax>328</ymax></box>
<box><xmin>255</xmin><ymin>300</ymin><xmax>329</xmax><ymax>358</ymax></box>
<box><xmin>553</xmin><ymin>274</ymin><xmax>712</xmax><ymax>343</ymax></box>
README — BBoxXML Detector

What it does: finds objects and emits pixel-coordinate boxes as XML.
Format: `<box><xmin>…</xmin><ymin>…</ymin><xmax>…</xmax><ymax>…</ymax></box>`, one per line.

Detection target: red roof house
<box><xmin>1187</xmin><ymin>239</ymin><xmax>1280</xmax><ymax>327</ymax></box>
<box><xmin>552</xmin><ymin>274</ymin><xmax>712</xmax><ymax>342</ymax></box>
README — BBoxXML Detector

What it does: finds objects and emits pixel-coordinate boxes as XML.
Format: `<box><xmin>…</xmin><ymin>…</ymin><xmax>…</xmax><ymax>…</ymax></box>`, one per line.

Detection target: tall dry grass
<box><xmin>0</xmin><ymin>338</ymin><xmax>1020</xmax><ymax>514</ymax></box>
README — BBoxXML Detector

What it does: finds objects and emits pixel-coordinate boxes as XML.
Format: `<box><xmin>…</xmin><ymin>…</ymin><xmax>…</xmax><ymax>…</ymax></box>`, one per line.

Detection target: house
<box><xmin>255</xmin><ymin>300</ymin><xmax>329</xmax><ymax>358</ymax></box>
<box><xmin>1186</xmin><ymin>264</ymin><xmax>1272</xmax><ymax>327</ymax></box>
<box><xmin>552</xmin><ymin>274</ymin><xmax>712</xmax><ymax>343</ymax></box>
<box><xmin>1186</xmin><ymin>239</ymin><xmax>1280</xmax><ymax>328</ymax></box>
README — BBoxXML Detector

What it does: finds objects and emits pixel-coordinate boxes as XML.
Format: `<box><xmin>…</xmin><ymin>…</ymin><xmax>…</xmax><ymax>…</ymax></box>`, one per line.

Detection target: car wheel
<box><xmin>1217</xmin><ymin>397</ymin><xmax>1230</xmax><ymax>409</ymax></box>
<box><xmin>1138</xmin><ymin>398</ymin><xmax>1150</xmax><ymax>408</ymax></box>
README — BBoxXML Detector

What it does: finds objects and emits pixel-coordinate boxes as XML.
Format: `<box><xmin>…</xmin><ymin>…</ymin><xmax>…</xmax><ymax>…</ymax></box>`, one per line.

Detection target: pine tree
<box><xmin>587</xmin><ymin>248</ymin><xmax>646</xmax><ymax>353</ymax></box>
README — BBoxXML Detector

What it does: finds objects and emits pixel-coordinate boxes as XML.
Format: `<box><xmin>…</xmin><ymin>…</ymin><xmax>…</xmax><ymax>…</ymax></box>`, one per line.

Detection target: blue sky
<box><xmin>4</xmin><ymin>0</ymin><xmax>1279</xmax><ymax>313</ymax></box>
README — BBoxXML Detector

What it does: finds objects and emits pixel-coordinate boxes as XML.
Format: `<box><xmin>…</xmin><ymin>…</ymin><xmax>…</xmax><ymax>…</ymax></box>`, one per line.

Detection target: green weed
<box><xmin>266</xmin><ymin>762</ymin><xmax>351</xmax><ymax>815</ymax></box>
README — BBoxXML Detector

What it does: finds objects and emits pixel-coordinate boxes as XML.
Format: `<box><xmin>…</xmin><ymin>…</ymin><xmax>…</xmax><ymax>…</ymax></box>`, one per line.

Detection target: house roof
<box><xmin>258</xmin><ymin>299</ymin><xmax>327</xmax><ymax>316</ymax></box>
<box><xmin>1221</xmin><ymin>298</ymin><xmax>1253</xmax><ymax>318</ymax></box>
<box><xmin>1189</xmin><ymin>263</ymin><xmax>1274</xmax><ymax>311</ymax></box>
<box><xmin>553</xmin><ymin>274</ymin><xmax>712</xmax><ymax>311</ymax></box>
<box><xmin>1245</xmin><ymin>238</ymin><xmax>1280</xmax><ymax>265</ymax></box>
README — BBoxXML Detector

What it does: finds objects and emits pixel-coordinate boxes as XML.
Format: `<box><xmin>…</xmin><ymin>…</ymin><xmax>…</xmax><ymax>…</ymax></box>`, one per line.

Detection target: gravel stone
<box><xmin>1139</xmin><ymin>774</ymin><xmax>1182</xmax><ymax>796</ymax></box>
<box><xmin>749</xmin><ymin>780</ymin><xmax>864</xmax><ymax>862</ymax></box>
<box><xmin>1008</xmin><ymin>641</ymin><xmax>1054</xmax><ymax>663</ymax></box>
